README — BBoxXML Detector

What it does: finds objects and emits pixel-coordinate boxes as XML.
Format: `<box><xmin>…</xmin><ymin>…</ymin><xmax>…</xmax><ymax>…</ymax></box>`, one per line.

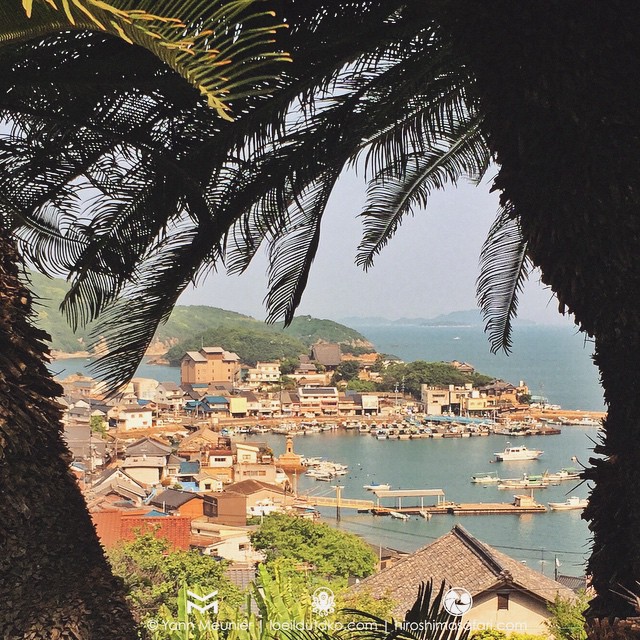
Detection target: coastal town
<box><xmin>55</xmin><ymin>341</ymin><xmax>600</xmax><ymax>633</ymax></box>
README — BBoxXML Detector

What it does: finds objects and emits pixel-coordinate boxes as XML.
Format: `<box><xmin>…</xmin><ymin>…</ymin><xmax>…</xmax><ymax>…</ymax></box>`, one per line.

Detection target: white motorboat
<box><xmin>471</xmin><ymin>472</ymin><xmax>501</xmax><ymax>484</ymax></box>
<box><xmin>549</xmin><ymin>496</ymin><xmax>588</xmax><ymax>510</ymax></box>
<box><xmin>389</xmin><ymin>510</ymin><xmax>410</xmax><ymax>520</ymax></box>
<box><xmin>363</xmin><ymin>482</ymin><xmax>391</xmax><ymax>491</ymax></box>
<box><xmin>545</xmin><ymin>467</ymin><xmax>581</xmax><ymax>482</ymax></box>
<box><xmin>495</xmin><ymin>445</ymin><xmax>543</xmax><ymax>461</ymax></box>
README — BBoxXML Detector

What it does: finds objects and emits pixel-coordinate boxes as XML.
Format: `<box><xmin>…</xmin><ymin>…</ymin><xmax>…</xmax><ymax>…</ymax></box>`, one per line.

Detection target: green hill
<box><xmin>25</xmin><ymin>272</ymin><xmax>373</xmax><ymax>364</ymax></box>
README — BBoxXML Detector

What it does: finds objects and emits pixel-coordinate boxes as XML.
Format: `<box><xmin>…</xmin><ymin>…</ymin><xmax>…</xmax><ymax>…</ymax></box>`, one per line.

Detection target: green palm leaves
<box><xmin>7</xmin><ymin>0</ymin><xmax>290</xmax><ymax>120</ymax></box>
<box><xmin>477</xmin><ymin>206</ymin><xmax>532</xmax><ymax>354</ymax></box>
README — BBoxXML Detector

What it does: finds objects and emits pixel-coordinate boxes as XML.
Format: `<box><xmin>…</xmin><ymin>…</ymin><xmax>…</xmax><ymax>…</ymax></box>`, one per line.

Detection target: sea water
<box><xmin>262</xmin><ymin>427</ymin><xmax>597</xmax><ymax>577</ymax></box>
<box><xmin>348</xmin><ymin>323</ymin><xmax>604</xmax><ymax>411</ymax></box>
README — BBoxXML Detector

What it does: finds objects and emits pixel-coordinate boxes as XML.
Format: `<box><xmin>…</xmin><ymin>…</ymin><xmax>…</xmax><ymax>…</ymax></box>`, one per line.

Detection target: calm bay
<box><xmin>52</xmin><ymin>323</ymin><xmax>603</xmax><ymax>575</ymax></box>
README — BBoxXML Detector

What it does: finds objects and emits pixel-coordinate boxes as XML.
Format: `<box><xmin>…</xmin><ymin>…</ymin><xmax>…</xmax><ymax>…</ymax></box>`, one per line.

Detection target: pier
<box><xmin>372</xmin><ymin>489</ymin><xmax>449</xmax><ymax>514</ymax></box>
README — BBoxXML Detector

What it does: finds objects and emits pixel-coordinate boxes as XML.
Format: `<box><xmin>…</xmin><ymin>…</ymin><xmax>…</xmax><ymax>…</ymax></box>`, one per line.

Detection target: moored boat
<box><xmin>494</xmin><ymin>445</ymin><xmax>543</xmax><ymax>461</ymax></box>
<box><xmin>363</xmin><ymin>482</ymin><xmax>391</xmax><ymax>491</ymax></box>
<box><xmin>471</xmin><ymin>471</ymin><xmax>501</xmax><ymax>484</ymax></box>
<box><xmin>389</xmin><ymin>510</ymin><xmax>410</xmax><ymax>520</ymax></box>
<box><xmin>548</xmin><ymin>496</ymin><xmax>588</xmax><ymax>510</ymax></box>
<box><xmin>545</xmin><ymin>467</ymin><xmax>581</xmax><ymax>482</ymax></box>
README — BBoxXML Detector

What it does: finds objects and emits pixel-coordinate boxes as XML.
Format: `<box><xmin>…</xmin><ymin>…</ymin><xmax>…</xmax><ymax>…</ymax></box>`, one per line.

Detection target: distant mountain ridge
<box><xmin>341</xmin><ymin>309</ymin><xmax>538</xmax><ymax>327</ymax></box>
<box><xmin>26</xmin><ymin>271</ymin><xmax>373</xmax><ymax>362</ymax></box>
<box><xmin>340</xmin><ymin>309</ymin><xmax>484</xmax><ymax>327</ymax></box>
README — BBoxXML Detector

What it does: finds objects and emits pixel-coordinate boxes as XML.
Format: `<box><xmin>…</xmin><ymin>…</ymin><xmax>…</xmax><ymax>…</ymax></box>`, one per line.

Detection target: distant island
<box><xmin>340</xmin><ymin>309</ymin><xmax>539</xmax><ymax>328</ymax></box>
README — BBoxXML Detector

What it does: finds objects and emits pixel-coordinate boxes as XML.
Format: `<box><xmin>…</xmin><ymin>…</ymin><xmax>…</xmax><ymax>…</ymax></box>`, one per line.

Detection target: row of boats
<box><xmin>471</xmin><ymin>466</ymin><xmax>587</xmax><ymax>511</ymax></box>
<box><xmin>471</xmin><ymin>467</ymin><xmax>581</xmax><ymax>488</ymax></box>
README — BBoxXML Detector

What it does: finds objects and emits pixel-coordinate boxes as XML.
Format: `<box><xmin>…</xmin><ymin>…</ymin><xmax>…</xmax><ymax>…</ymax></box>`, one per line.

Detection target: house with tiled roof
<box><xmin>351</xmin><ymin>525</ymin><xmax>575</xmax><ymax>636</ymax></box>
<box><xmin>181</xmin><ymin>346</ymin><xmax>241</xmax><ymax>385</ymax></box>
<box><xmin>92</xmin><ymin>509</ymin><xmax>192</xmax><ymax>549</ymax></box>
<box><xmin>125</xmin><ymin>436</ymin><xmax>172</xmax><ymax>457</ymax></box>
<box><xmin>88</xmin><ymin>467</ymin><xmax>148</xmax><ymax>505</ymax></box>
<box><xmin>310</xmin><ymin>342</ymin><xmax>342</xmax><ymax>370</ymax></box>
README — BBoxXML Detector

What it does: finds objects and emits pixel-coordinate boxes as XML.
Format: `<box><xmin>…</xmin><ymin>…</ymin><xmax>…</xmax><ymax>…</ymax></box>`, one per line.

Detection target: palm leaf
<box><xmin>2</xmin><ymin>0</ymin><xmax>290</xmax><ymax>120</ymax></box>
<box><xmin>327</xmin><ymin>580</ymin><xmax>469</xmax><ymax>640</ymax></box>
<box><xmin>357</xmin><ymin>117</ymin><xmax>489</xmax><ymax>270</ymax></box>
<box><xmin>477</xmin><ymin>205</ymin><xmax>532</xmax><ymax>354</ymax></box>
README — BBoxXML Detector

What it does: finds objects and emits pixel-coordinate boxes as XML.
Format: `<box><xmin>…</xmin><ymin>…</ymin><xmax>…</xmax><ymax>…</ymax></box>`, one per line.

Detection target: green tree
<box><xmin>546</xmin><ymin>592</ymin><xmax>588</xmax><ymax>640</ymax></box>
<box><xmin>337</xmin><ymin>589</ymin><xmax>396</xmax><ymax>627</ymax></box>
<box><xmin>250</xmin><ymin>514</ymin><xmax>377</xmax><ymax>580</ymax></box>
<box><xmin>90</xmin><ymin>414</ymin><xmax>107</xmax><ymax>435</ymax></box>
<box><xmin>334</xmin><ymin>360</ymin><xmax>362</xmax><ymax>383</ymax></box>
<box><xmin>347</xmin><ymin>380</ymin><xmax>378</xmax><ymax>393</ymax></box>
<box><xmin>108</xmin><ymin>532</ymin><xmax>241</xmax><ymax>624</ymax></box>
<box><xmin>280</xmin><ymin>357</ymin><xmax>300</xmax><ymax>376</ymax></box>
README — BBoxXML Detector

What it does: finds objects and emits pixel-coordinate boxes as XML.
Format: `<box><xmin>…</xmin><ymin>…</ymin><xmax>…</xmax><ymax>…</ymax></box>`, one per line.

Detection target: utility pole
<box><xmin>334</xmin><ymin>484</ymin><xmax>343</xmax><ymax>522</ymax></box>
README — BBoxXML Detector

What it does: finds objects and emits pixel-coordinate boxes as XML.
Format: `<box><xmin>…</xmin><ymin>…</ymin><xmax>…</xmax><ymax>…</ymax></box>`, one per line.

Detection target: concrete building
<box><xmin>180</xmin><ymin>346</ymin><xmax>241</xmax><ymax>385</ymax></box>
<box><xmin>246</xmin><ymin>362</ymin><xmax>281</xmax><ymax>388</ymax></box>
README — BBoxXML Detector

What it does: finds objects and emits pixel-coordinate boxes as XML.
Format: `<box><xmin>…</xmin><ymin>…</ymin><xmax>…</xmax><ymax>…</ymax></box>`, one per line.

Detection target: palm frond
<box><xmin>3</xmin><ymin>0</ymin><xmax>290</xmax><ymax>120</ymax></box>
<box><xmin>357</xmin><ymin>117</ymin><xmax>489</xmax><ymax>270</ymax></box>
<box><xmin>477</xmin><ymin>205</ymin><xmax>532</xmax><ymax>354</ymax></box>
<box><xmin>263</xmin><ymin>168</ymin><xmax>341</xmax><ymax>324</ymax></box>
<box><xmin>339</xmin><ymin>580</ymin><xmax>470</xmax><ymax>640</ymax></box>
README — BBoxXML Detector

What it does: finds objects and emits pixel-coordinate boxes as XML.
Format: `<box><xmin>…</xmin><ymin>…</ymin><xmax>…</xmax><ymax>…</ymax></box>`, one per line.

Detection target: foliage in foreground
<box><xmin>546</xmin><ymin>592</ymin><xmax>588</xmax><ymax>640</ymax></box>
<box><xmin>249</xmin><ymin>514</ymin><xmax>378</xmax><ymax>581</ymax></box>
<box><xmin>107</xmin><ymin>533</ymin><xmax>241</xmax><ymax>623</ymax></box>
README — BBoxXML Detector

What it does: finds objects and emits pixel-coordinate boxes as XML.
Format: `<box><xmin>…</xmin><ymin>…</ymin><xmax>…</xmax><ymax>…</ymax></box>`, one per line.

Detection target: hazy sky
<box><xmin>179</xmin><ymin>172</ymin><xmax>571</xmax><ymax>326</ymax></box>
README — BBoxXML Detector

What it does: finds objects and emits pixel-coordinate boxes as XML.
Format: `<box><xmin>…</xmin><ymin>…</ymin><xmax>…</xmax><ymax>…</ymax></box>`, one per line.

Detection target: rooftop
<box><xmin>352</xmin><ymin>525</ymin><xmax>575</xmax><ymax>616</ymax></box>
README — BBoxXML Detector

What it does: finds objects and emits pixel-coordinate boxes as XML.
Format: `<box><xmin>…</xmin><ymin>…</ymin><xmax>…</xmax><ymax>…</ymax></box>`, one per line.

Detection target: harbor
<box><xmin>258</xmin><ymin>424</ymin><xmax>596</xmax><ymax>570</ymax></box>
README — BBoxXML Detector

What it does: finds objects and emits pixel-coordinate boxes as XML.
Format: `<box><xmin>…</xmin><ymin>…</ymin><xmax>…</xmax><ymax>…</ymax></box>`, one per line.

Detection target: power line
<box><xmin>330</xmin><ymin>515</ymin><xmax>588</xmax><ymax>557</ymax></box>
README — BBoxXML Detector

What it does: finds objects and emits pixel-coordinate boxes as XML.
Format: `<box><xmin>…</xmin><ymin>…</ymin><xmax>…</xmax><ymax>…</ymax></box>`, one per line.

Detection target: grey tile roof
<box><xmin>311</xmin><ymin>343</ymin><xmax>342</xmax><ymax>366</ymax></box>
<box><xmin>352</xmin><ymin>525</ymin><xmax>575</xmax><ymax>616</ymax></box>
<box><xmin>150</xmin><ymin>488</ymin><xmax>202</xmax><ymax>510</ymax></box>
<box><xmin>125</xmin><ymin>437</ymin><xmax>172</xmax><ymax>457</ymax></box>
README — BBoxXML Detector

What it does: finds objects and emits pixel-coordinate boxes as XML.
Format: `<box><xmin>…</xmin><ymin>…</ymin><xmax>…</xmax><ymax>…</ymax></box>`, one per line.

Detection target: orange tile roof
<box><xmin>92</xmin><ymin>510</ymin><xmax>193</xmax><ymax>550</ymax></box>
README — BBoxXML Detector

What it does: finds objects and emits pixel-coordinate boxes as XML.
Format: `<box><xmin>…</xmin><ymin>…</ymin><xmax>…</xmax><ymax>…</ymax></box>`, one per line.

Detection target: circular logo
<box><xmin>443</xmin><ymin>587</ymin><xmax>473</xmax><ymax>616</ymax></box>
<box><xmin>311</xmin><ymin>587</ymin><xmax>335</xmax><ymax>617</ymax></box>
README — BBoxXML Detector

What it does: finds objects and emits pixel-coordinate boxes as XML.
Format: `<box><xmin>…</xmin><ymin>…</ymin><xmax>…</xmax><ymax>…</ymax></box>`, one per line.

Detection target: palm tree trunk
<box><xmin>584</xmin><ymin>337</ymin><xmax>640</xmax><ymax>620</ymax></box>
<box><xmin>0</xmin><ymin>225</ymin><xmax>137</xmax><ymax>638</ymax></box>
<box><xmin>439</xmin><ymin>0</ymin><xmax>640</xmax><ymax>622</ymax></box>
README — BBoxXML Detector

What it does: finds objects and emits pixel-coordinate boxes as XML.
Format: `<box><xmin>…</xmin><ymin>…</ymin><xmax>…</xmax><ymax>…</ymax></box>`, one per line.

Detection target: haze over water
<box><xmin>348</xmin><ymin>323</ymin><xmax>604</xmax><ymax>411</ymax></box>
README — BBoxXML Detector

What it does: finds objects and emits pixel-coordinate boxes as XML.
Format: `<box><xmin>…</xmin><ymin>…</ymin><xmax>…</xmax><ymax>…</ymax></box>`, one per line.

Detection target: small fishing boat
<box><xmin>471</xmin><ymin>471</ymin><xmax>501</xmax><ymax>484</ymax></box>
<box><xmin>363</xmin><ymin>482</ymin><xmax>391</xmax><ymax>491</ymax></box>
<box><xmin>389</xmin><ymin>510</ymin><xmax>410</xmax><ymax>520</ymax></box>
<box><xmin>545</xmin><ymin>467</ymin><xmax>581</xmax><ymax>482</ymax></box>
<box><xmin>498</xmin><ymin>474</ymin><xmax>549</xmax><ymax>489</ymax></box>
<box><xmin>549</xmin><ymin>496</ymin><xmax>588</xmax><ymax>510</ymax></box>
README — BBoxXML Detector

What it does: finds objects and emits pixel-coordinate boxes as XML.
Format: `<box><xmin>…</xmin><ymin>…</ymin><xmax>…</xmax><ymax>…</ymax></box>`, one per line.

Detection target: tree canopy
<box><xmin>249</xmin><ymin>513</ymin><xmax>377</xmax><ymax>580</ymax></box>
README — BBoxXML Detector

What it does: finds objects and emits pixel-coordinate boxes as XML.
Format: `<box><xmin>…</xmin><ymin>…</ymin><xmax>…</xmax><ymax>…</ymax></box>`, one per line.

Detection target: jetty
<box><xmin>371</xmin><ymin>489</ymin><xmax>451</xmax><ymax>515</ymax></box>
<box><xmin>447</xmin><ymin>494</ymin><xmax>546</xmax><ymax>515</ymax></box>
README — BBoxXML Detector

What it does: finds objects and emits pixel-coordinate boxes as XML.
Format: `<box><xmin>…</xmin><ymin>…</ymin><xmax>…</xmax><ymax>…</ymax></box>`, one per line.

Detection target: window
<box><xmin>203</xmin><ymin>496</ymin><xmax>218</xmax><ymax>517</ymax></box>
<box><xmin>204</xmin><ymin>483</ymin><xmax>211</xmax><ymax>490</ymax></box>
<box><xmin>497</xmin><ymin>593</ymin><xmax>509</xmax><ymax>610</ymax></box>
